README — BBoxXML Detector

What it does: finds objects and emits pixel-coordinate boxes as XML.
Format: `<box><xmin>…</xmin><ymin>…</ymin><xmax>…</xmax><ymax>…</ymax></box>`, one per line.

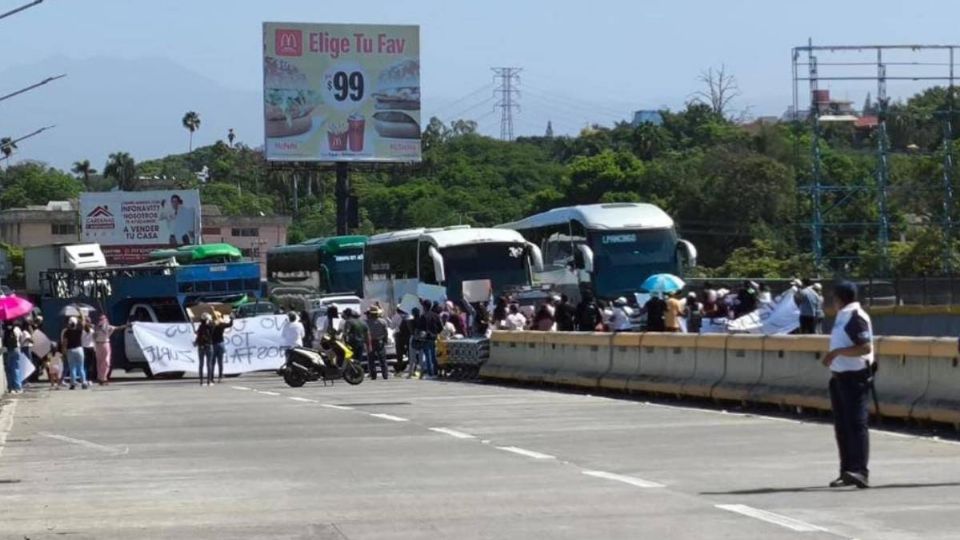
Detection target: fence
<box><xmin>687</xmin><ymin>277</ymin><xmax>960</xmax><ymax>307</ymax></box>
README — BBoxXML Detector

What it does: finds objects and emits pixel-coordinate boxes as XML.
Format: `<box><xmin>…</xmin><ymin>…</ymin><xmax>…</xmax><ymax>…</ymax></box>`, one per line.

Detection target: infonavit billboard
<box><xmin>262</xmin><ymin>22</ymin><xmax>421</xmax><ymax>163</ymax></box>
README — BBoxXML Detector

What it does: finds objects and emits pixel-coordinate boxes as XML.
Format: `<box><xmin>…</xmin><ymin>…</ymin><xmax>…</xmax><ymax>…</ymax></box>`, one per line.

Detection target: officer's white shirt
<box><xmin>829</xmin><ymin>301</ymin><xmax>874</xmax><ymax>372</ymax></box>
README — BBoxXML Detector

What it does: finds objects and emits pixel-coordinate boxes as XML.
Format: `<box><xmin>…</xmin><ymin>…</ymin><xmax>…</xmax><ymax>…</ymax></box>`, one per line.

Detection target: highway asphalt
<box><xmin>1</xmin><ymin>372</ymin><xmax>959</xmax><ymax>539</ymax></box>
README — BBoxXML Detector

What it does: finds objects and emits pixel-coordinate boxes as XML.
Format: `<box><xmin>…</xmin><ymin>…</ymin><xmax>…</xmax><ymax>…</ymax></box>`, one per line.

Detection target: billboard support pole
<box><xmin>336</xmin><ymin>162</ymin><xmax>350</xmax><ymax>235</ymax></box>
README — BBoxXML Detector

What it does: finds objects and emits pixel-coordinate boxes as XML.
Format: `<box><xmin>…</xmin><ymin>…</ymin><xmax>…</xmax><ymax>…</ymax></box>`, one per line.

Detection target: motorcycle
<box><xmin>279</xmin><ymin>334</ymin><xmax>365</xmax><ymax>387</ymax></box>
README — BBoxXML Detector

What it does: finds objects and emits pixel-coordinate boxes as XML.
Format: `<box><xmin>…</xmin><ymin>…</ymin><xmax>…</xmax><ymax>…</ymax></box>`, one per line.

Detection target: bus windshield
<box><xmin>589</xmin><ymin>229</ymin><xmax>678</xmax><ymax>298</ymax></box>
<box><xmin>441</xmin><ymin>242</ymin><xmax>529</xmax><ymax>299</ymax></box>
<box><xmin>323</xmin><ymin>248</ymin><xmax>364</xmax><ymax>295</ymax></box>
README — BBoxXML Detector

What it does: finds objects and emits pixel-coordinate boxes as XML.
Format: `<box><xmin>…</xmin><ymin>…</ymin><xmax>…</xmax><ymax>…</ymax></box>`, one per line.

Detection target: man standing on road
<box><xmin>823</xmin><ymin>281</ymin><xmax>874</xmax><ymax>489</ymax></box>
<box><xmin>365</xmin><ymin>307</ymin><xmax>390</xmax><ymax>380</ymax></box>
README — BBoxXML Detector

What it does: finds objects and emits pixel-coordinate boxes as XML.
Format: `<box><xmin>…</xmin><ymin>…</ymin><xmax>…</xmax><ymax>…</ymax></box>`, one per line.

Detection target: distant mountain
<box><xmin>0</xmin><ymin>56</ymin><xmax>262</xmax><ymax>171</ymax></box>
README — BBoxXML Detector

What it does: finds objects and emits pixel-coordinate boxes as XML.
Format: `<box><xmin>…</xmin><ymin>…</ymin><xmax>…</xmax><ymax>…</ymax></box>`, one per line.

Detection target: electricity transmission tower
<box><xmin>492</xmin><ymin>67</ymin><xmax>522</xmax><ymax>140</ymax></box>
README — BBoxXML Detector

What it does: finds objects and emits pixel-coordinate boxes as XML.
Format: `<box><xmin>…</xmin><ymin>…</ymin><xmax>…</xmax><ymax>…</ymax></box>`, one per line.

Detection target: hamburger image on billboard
<box><xmin>264</xmin><ymin>57</ymin><xmax>320</xmax><ymax>138</ymax></box>
<box><xmin>262</xmin><ymin>22</ymin><xmax>421</xmax><ymax>163</ymax></box>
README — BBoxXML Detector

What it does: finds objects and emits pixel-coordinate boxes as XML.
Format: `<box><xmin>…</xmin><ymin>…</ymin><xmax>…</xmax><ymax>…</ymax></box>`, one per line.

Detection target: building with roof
<box><xmin>0</xmin><ymin>200</ymin><xmax>291</xmax><ymax>273</ymax></box>
<box><xmin>0</xmin><ymin>201</ymin><xmax>80</xmax><ymax>247</ymax></box>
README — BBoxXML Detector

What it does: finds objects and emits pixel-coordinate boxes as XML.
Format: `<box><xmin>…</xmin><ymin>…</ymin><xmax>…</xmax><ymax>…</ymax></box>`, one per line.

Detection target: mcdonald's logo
<box><xmin>275</xmin><ymin>29</ymin><xmax>302</xmax><ymax>56</ymax></box>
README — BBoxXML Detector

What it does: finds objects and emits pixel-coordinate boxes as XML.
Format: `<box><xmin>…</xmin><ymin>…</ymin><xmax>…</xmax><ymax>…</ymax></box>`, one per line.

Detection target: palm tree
<box><xmin>0</xmin><ymin>137</ymin><xmax>16</xmax><ymax>167</ymax></box>
<box><xmin>103</xmin><ymin>152</ymin><xmax>136</xmax><ymax>191</ymax></box>
<box><xmin>182</xmin><ymin>111</ymin><xmax>201</xmax><ymax>152</ymax></box>
<box><xmin>71</xmin><ymin>159</ymin><xmax>97</xmax><ymax>189</ymax></box>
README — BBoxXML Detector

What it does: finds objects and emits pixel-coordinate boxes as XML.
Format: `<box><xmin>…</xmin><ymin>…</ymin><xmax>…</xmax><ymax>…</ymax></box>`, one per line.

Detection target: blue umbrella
<box><xmin>640</xmin><ymin>273</ymin><xmax>686</xmax><ymax>294</ymax></box>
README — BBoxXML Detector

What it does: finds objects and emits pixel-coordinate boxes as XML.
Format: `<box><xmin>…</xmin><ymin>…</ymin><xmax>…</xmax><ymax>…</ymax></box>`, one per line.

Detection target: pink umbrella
<box><xmin>0</xmin><ymin>295</ymin><xmax>34</xmax><ymax>322</ymax></box>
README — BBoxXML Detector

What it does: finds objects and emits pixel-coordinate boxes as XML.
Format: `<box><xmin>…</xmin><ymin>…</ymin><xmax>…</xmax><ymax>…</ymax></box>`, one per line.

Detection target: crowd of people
<box><xmin>478</xmin><ymin>278</ymin><xmax>827</xmax><ymax>336</ymax></box>
<box><xmin>3</xmin><ymin>311</ymin><xmax>125</xmax><ymax>394</ymax></box>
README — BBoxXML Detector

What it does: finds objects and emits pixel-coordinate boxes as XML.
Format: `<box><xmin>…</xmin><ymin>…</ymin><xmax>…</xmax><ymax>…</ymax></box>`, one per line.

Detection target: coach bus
<box><xmin>363</xmin><ymin>226</ymin><xmax>542</xmax><ymax>308</ymax></box>
<box><xmin>498</xmin><ymin>203</ymin><xmax>696</xmax><ymax>301</ymax></box>
<box><xmin>266</xmin><ymin>235</ymin><xmax>366</xmax><ymax>296</ymax></box>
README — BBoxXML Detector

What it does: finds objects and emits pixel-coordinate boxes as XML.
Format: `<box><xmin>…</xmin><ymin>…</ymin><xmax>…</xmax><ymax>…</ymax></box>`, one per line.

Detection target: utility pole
<box><xmin>492</xmin><ymin>67</ymin><xmax>521</xmax><ymax>141</ymax></box>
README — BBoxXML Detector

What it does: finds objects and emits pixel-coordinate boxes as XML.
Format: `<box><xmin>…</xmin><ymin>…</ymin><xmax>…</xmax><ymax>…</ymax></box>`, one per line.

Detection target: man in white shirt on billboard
<box><xmin>822</xmin><ymin>281</ymin><xmax>874</xmax><ymax>489</ymax></box>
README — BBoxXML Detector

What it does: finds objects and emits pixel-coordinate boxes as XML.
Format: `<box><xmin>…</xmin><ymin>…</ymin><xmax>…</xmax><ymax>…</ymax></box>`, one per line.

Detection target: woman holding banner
<box><xmin>93</xmin><ymin>314</ymin><xmax>125</xmax><ymax>385</ymax></box>
<box><xmin>194</xmin><ymin>313</ymin><xmax>214</xmax><ymax>386</ymax></box>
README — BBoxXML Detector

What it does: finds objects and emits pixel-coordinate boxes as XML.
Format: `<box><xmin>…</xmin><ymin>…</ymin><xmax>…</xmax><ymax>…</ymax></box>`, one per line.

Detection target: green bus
<box><xmin>149</xmin><ymin>243</ymin><xmax>243</xmax><ymax>265</ymax></box>
<box><xmin>266</xmin><ymin>235</ymin><xmax>366</xmax><ymax>296</ymax></box>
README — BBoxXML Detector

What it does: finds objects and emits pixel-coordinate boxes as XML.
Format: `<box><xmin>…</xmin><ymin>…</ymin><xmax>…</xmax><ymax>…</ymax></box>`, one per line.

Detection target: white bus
<box><xmin>363</xmin><ymin>226</ymin><xmax>542</xmax><ymax>309</ymax></box>
<box><xmin>499</xmin><ymin>203</ymin><xmax>696</xmax><ymax>300</ymax></box>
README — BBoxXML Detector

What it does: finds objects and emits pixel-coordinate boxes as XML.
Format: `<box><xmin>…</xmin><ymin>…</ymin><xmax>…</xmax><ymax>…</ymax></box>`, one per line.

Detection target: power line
<box><xmin>444</xmin><ymin>95</ymin><xmax>496</xmax><ymax>122</ymax></box>
<box><xmin>493</xmin><ymin>67</ymin><xmax>521</xmax><ymax>140</ymax></box>
<box><xmin>431</xmin><ymin>83</ymin><xmax>495</xmax><ymax>116</ymax></box>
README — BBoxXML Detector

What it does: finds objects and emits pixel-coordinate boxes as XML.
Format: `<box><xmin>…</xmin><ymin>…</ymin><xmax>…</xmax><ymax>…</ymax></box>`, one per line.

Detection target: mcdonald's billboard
<box><xmin>262</xmin><ymin>22</ymin><xmax>421</xmax><ymax>163</ymax></box>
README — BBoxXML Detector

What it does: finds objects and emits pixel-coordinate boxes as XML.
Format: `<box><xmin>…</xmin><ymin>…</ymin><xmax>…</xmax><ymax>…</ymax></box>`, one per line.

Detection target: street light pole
<box><xmin>0</xmin><ymin>74</ymin><xmax>66</xmax><ymax>103</ymax></box>
<box><xmin>0</xmin><ymin>0</ymin><xmax>44</xmax><ymax>22</ymax></box>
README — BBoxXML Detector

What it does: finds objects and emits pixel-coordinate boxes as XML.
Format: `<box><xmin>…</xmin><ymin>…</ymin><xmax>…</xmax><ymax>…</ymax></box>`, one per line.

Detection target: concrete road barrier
<box><xmin>627</xmin><ymin>333</ymin><xmax>698</xmax><ymax>397</ymax></box>
<box><xmin>713</xmin><ymin>334</ymin><xmax>765</xmax><ymax>403</ymax></box>
<box><xmin>484</xmin><ymin>330</ymin><xmax>960</xmax><ymax>427</ymax></box>
<box><xmin>599</xmin><ymin>333</ymin><xmax>642</xmax><ymax>392</ymax></box>
<box><xmin>873</xmin><ymin>337</ymin><xmax>932</xmax><ymax>419</ymax></box>
<box><xmin>682</xmin><ymin>334</ymin><xmax>727</xmax><ymax>399</ymax></box>
<box><xmin>912</xmin><ymin>338</ymin><xmax>960</xmax><ymax>425</ymax></box>
<box><xmin>546</xmin><ymin>332</ymin><xmax>613</xmax><ymax>388</ymax></box>
<box><xmin>753</xmin><ymin>335</ymin><xmax>831</xmax><ymax>411</ymax></box>
<box><xmin>482</xmin><ymin>332</ymin><xmax>531</xmax><ymax>381</ymax></box>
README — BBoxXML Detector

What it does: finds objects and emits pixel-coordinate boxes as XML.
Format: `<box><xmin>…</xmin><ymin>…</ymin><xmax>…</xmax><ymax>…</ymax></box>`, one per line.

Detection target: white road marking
<box><xmin>582</xmin><ymin>470</ymin><xmax>664</xmax><ymax>488</ymax></box>
<box><xmin>320</xmin><ymin>403</ymin><xmax>354</xmax><ymax>411</ymax></box>
<box><xmin>369</xmin><ymin>413</ymin><xmax>409</xmax><ymax>422</ymax></box>
<box><xmin>0</xmin><ymin>399</ymin><xmax>18</xmax><ymax>459</ymax></box>
<box><xmin>495</xmin><ymin>446</ymin><xmax>555</xmax><ymax>460</ymax></box>
<box><xmin>289</xmin><ymin>397</ymin><xmax>317</xmax><ymax>403</ymax></box>
<box><xmin>38</xmin><ymin>432</ymin><xmax>128</xmax><ymax>456</ymax></box>
<box><xmin>715</xmin><ymin>504</ymin><xmax>827</xmax><ymax>533</ymax></box>
<box><xmin>429</xmin><ymin>427</ymin><xmax>476</xmax><ymax>439</ymax></box>
<box><xmin>231</xmin><ymin>386</ymin><xmax>251</xmax><ymax>391</ymax></box>
<box><xmin>256</xmin><ymin>391</ymin><xmax>280</xmax><ymax>396</ymax></box>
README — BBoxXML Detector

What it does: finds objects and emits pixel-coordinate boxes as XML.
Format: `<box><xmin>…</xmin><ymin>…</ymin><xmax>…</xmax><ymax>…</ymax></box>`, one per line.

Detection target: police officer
<box><xmin>822</xmin><ymin>281</ymin><xmax>874</xmax><ymax>489</ymax></box>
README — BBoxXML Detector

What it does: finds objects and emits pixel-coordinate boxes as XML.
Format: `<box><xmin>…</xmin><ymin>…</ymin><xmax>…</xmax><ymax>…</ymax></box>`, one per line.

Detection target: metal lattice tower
<box><xmin>791</xmin><ymin>40</ymin><xmax>960</xmax><ymax>273</ymax></box>
<box><xmin>492</xmin><ymin>67</ymin><xmax>522</xmax><ymax>141</ymax></box>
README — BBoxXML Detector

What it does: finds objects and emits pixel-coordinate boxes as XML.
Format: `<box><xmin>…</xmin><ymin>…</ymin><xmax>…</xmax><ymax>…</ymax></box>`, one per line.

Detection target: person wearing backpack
<box><xmin>3</xmin><ymin>322</ymin><xmax>23</xmax><ymax>394</ymax></box>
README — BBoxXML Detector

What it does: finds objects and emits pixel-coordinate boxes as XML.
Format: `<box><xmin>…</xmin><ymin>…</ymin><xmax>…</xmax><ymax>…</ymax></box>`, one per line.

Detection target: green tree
<box><xmin>104</xmin><ymin>152</ymin><xmax>137</xmax><ymax>191</ymax></box>
<box><xmin>0</xmin><ymin>137</ymin><xmax>16</xmax><ymax>166</ymax></box>
<box><xmin>71</xmin><ymin>159</ymin><xmax>97</xmax><ymax>189</ymax></box>
<box><xmin>182</xmin><ymin>111</ymin><xmax>201</xmax><ymax>152</ymax></box>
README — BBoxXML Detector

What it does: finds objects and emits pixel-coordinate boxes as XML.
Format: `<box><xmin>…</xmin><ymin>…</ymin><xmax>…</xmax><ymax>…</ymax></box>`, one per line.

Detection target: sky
<box><xmin>1</xmin><ymin>0</ymin><xmax>958</xmax><ymax>169</ymax></box>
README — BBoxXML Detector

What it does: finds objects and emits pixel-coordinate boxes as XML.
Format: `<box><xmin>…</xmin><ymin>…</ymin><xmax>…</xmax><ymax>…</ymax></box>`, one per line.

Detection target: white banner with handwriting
<box><xmin>132</xmin><ymin>315</ymin><xmax>294</xmax><ymax>374</ymax></box>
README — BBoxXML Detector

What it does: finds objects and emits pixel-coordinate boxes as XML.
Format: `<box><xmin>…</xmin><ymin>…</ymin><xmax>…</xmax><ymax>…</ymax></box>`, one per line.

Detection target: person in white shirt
<box><xmin>609</xmin><ymin>297</ymin><xmax>634</xmax><ymax>332</ymax></box>
<box><xmin>282</xmin><ymin>312</ymin><xmax>306</xmax><ymax>348</ymax></box>
<box><xmin>505</xmin><ymin>304</ymin><xmax>527</xmax><ymax>331</ymax></box>
<box><xmin>822</xmin><ymin>281</ymin><xmax>874</xmax><ymax>490</ymax></box>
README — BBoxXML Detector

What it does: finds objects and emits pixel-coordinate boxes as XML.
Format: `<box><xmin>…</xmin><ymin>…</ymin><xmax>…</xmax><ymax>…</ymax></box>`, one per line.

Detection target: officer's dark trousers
<box><xmin>829</xmin><ymin>368</ymin><xmax>871</xmax><ymax>476</ymax></box>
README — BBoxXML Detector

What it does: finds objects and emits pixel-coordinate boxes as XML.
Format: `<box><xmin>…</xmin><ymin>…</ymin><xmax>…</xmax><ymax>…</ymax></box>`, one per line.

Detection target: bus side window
<box><xmin>417</xmin><ymin>242</ymin><xmax>437</xmax><ymax>284</ymax></box>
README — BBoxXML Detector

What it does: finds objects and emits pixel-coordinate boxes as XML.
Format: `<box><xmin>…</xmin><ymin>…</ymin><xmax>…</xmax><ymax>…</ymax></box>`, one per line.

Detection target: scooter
<box><xmin>279</xmin><ymin>334</ymin><xmax>365</xmax><ymax>387</ymax></box>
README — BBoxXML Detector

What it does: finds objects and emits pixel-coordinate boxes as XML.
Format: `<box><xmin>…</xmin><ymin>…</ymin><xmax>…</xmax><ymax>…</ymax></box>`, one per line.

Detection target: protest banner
<box><xmin>132</xmin><ymin>314</ymin><xmax>293</xmax><ymax>374</ymax></box>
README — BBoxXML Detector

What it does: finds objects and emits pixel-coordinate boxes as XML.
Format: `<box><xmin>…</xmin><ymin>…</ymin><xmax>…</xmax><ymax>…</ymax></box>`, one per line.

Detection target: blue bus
<box><xmin>499</xmin><ymin>203</ymin><xmax>697</xmax><ymax>301</ymax></box>
<box><xmin>39</xmin><ymin>260</ymin><xmax>261</xmax><ymax>377</ymax></box>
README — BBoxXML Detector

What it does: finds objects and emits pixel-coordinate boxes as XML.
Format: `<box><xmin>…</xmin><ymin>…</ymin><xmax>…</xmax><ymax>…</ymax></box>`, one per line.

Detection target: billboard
<box><xmin>79</xmin><ymin>190</ymin><xmax>202</xmax><ymax>265</ymax></box>
<box><xmin>263</xmin><ymin>22</ymin><xmax>421</xmax><ymax>163</ymax></box>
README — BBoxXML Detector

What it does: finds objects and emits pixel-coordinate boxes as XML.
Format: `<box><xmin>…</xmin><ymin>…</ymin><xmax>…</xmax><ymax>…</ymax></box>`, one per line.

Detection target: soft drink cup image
<box><xmin>348</xmin><ymin>114</ymin><xmax>365</xmax><ymax>152</ymax></box>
